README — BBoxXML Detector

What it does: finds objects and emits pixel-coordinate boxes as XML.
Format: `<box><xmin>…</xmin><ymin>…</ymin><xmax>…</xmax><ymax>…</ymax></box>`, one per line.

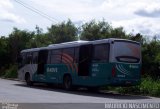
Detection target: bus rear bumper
<box><xmin>110</xmin><ymin>79</ymin><xmax>141</xmax><ymax>86</ymax></box>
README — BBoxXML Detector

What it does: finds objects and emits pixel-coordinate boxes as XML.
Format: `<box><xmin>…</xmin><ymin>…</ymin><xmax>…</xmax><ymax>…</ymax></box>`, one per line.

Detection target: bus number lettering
<box><xmin>47</xmin><ymin>68</ymin><xmax>58</xmax><ymax>73</ymax></box>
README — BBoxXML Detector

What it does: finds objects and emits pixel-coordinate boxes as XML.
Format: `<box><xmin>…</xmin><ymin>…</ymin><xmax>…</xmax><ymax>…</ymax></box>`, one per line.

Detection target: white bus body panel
<box><xmin>18</xmin><ymin>64</ymin><xmax>37</xmax><ymax>81</ymax></box>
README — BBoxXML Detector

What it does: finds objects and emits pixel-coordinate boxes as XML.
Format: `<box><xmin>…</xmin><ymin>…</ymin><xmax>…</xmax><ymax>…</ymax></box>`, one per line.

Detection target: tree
<box><xmin>142</xmin><ymin>37</ymin><xmax>160</xmax><ymax>78</ymax></box>
<box><xmin>0</xmin><ymin>36</ymin><xmax>10</xmax><ymax>67</ymax></box>
<box><xmin>129</xmin><ymin>33</ymin><xmax>144</xmax><ymax>43</ymax></box>
<box><xmin>80</xmin><ymin>20</ymin><xmax>112</xmax><ymax>40</ymax></box>
<box><xmin>8</xmin><ymin>28</ymin><xmax>34</xmax><ymax>63</ymax></box>
<box><xmin>80</xmin><ymin>20</ymin><xmax>128</xmax><ymax>40</ymax></box>
<box><xmin>27</xmin><ymin>26</ymin><xmax>51</xmax><ymax>48</ymax></box>
<box><xmin>47</xmin><ymin>20</ymin><xmax>78</xmax><ymax>43</ymax></box>
<box><xmin>110</xmin><ymin>27</ymin><xmax>127</xmax><ymax>39</ymax></box>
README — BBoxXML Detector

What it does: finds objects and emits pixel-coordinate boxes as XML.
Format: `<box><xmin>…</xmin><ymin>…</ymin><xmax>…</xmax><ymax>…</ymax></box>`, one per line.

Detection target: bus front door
<box><xmin>78</xmin><ymin>44</ymin><xmax>92</xmax><ymax>76</ymax></box>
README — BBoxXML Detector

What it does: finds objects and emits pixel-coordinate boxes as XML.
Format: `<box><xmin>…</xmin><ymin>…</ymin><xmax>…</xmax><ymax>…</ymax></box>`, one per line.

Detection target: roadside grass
<box><xmin>107</xmin><ymin>77</ymin><xmax>160</xmax><ymax>97</ymax></box>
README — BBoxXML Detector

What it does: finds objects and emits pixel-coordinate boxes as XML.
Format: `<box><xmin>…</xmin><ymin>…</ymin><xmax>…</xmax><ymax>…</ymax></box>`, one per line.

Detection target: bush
<box><xmin>107</xmin><ymin>77</ymin><xmax>160</xmax><ymax>97</ymax></box>
<box><xmin>3</xmin><ymin>65</ymin><xmax>18</xmax><ymax>78</ymax></box>
<box><xmin>0</xmin><ymin>66</ymin><xmax>6</xmax><ymax>76</ymax></box>
<box><xmin>140</xmin><ymin>77</ymin><xmax>160</xmax><ymax>96</ymax></box>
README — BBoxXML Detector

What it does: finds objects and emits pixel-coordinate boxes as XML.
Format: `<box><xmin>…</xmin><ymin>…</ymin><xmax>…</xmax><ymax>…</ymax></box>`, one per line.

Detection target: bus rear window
<box><xmin>113</xmin><ymin>41</ymin><xmax>141</xmax><ymax>63</ymax></box>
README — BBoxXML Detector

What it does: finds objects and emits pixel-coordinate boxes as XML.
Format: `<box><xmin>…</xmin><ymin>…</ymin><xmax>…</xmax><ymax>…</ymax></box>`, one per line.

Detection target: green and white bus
<box><xmin>18</xmin><ymin>38</ymin><xmax>141</xmax><ymax>90</ymax></box>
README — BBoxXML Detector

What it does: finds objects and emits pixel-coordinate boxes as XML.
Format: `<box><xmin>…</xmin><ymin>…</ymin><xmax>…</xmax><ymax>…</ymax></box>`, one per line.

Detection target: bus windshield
<box><xmin>113</xmin><ymin>41</ymin><xmax>141</xmax><ymax>63</ymax></box>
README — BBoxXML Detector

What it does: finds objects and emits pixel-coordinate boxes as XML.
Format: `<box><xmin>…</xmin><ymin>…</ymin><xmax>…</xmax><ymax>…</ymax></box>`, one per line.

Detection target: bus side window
<box><xmin>47</xmin><ymin>50</ymin><xmax>51</xmax><ymax>64</ymax></box>
<box><xmin>19</xmin><ymin>53</ymin><xmax>26</xmax><ymax>67</ymax></box>
<box><xmin>51</xmin><ymin>49</ymin><xmax>62</xmax><ymax>64</ymax></box>
<box><xmin>62</xmin><ymin>48</ymin><xmax>74</xmax><ymax>63</ymax></box>
<box><xmin>93</xmin><ymin>44</ymin><xmax>110</xmax><ymax>62</ymax></box>
<box><xmin>26</xmin><ymin>53</ymin><xmax>31</xmax><ymax>64</ymax></box>
<box><xmin>32</xmin><ymin>52</ymin><xmax>38</xmax><ymax>64</ymax></box>
<box><xmin>74</xmin><ymin>47</ymin><xmax>79</xmax><ymax>63</ymax></box>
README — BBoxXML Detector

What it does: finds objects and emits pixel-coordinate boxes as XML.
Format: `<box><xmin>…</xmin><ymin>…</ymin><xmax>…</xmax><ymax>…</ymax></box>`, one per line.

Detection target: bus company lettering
<box><xmin>47</xmin><ymin>67</ymin><xmax>58</xmax><ymax>73</ymax></box>
<box><xmin>92</xmin><ymin>64</ymin><xmax>99</xmax><ymax>72</ymax></box>
<box><xmin>129</xmin><ymin>65</ymin><xmax>139</xmax><ymax>69</ymax></box>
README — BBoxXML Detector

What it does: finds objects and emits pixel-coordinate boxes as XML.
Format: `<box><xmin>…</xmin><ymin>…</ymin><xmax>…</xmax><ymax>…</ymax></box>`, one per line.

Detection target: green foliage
<box><xmin>129</xmin><ymin>33</ymin><xmax>144</xmax><ymax>43</ymax></box>
<box><xmin>3</xmin><ymin>65</ymin><xmax>18</xmax><ymax>78</ymax></box>
<box><xmin>0</xmin><ymin>66</ymin><xmax>6</xmax><ymax>76</ymax></box>
<box><xmin>8</xmin><ymin>28</ymin><xmax>35</xmax><ymax>63</ymax></box>
<box><xmin>0</xmin><ymin>36</ymin><xmax>10</xmax><ymax>67</ymax></box>
<box><xmin>142</xmin><ymin>38</ymin><xmax>160</xmax><ymax>78</ymax></box>
<box><xmin>27</xmin><ymin>26</ymin><xmax>52</xmax><ymax>48</ymax></box>
<box><xmin>109</xmin><ymin>77</ymin><xmax>160</xmax><ymax>97</ymax></box>
<box><xmin>139</xmin><ymin>77</ymin><xmax>160</xmax><ymax>96</ymax></box>
<box><xmin>47</xmin><ymin>19</ymin><xmax>78</xmax><ymax>43</ymax></box>
<box><xmin>110</xmin><ymin>27</ymin><xmax>127</xmax><ymax>39</ymax></box>
<box><xmin>80</xmin><ymin>20</ymin><xmax>128</xmax><ymax>40</ymax></box>
<box><xmin>80</xmin><ymin>20</ymin><xmax>112</xmax><ymax>40</ymax></box>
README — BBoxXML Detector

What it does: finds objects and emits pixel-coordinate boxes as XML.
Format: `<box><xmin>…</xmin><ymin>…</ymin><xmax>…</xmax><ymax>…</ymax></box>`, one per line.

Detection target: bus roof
<box><xmin>21</xmin><ymin>40</ymin><xmax>91</xmax><ymax>53</ymax></box>
<box><xmin>48</xmin><ymin>40</ymin><xmax>91</xmax><ymax>49</ymax></box>
<box><xmin>21</xmin><ymin>47</ymin><xmax>47</xmax><ymax>53</ymax></box>
<box><xmin>91</xmin><ymin>38</ymin><xmax>140</xmax><ymax>45</ymax></box>
<box><xmin>20</xmin><ymin>38</ymin><xmax>140</xmax><ymax>53</ymax></box>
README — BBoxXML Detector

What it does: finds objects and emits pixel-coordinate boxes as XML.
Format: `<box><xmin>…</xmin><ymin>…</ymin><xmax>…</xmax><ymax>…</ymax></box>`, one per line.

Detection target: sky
<box><xmin>0</xmin><ymin>0</ymin><xmax>160</xmax><ymax>37</ymax></box>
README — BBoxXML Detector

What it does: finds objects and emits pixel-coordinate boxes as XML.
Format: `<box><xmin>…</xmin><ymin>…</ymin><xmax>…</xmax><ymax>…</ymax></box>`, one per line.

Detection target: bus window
<box><xmin>47</xmin><ymin>51</ymin><xmax>51</xmax><ymax>64</ymax></box>
<box><xmin>26</xmin><ymin>52</ymin><xmax>32</xmax><ymax>64</ymax></box>
<box><xmin>50</xmin><ymin>49</ymin><xmax>62</xmax><ymax>64</ymax></box>
<box><xmin>21</xmin><ymin>53</ymin><xmax>26</xmax><ymax>65</ymax></box>
<box><xmin>52</xmin><ymin>49</ymin><xmax>61</xmax><ymax>54</ymax></box>
<box><xmin>18</xmin><ymin>52</ymin><xmax>26</xmax><ymax>68</ymax></box>
<box><xmin>93</xmin><ymin>44</ymin><xmax>110</xmax><ymax>62</ymax></box>
<box><xmin>74</xmin><ymin>47</ymin><xmax>79</xmax><ymax>63</ymax></box>
<box><xmin>32</xmin><ymin>52</ymin><xmax>38</xmax><ymax>64</ymax></box>
<box><xmin>51</xmin><ymin>55</ymin><xmax>61</xmax><ymax>63</ymax></box>
<box><xmin>113</xmin><ymin>41</ymin><xmax>141</xmax><ymax>63</ymax></box>
<box><xmin>62</xmin><ymin>48</ymin><xmax>74</xmax><ymax>63</ymax></box>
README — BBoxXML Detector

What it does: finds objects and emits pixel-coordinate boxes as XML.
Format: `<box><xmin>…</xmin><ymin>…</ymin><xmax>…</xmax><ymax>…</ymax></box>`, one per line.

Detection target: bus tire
<box><xmin>25</xmin><ymin>73</ymin><xmax>33</xmax><ymax>86</ymax></box>
<box><xmin>63</xmin><ymin>75</ymin><xmax>72</xmax><ymax>90</ymax></box>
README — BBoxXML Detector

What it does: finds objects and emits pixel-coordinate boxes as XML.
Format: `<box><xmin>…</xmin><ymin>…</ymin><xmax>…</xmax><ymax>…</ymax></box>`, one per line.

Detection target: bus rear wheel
<box><xmin>25</xmin><ymin>73</ymin><xmax>33</xmax><ymax>86</ymax></box>
<box><xmin>63</xmin><ymin>75</ymin><xmax>72</xmax><ymax>90</ymax></box>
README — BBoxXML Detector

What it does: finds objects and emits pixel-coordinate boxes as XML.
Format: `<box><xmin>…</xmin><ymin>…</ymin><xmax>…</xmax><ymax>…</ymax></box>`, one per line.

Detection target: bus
<box><xmin>18</xmin><ymin>38</ymin><xmax>141</xmax><ymax>90</ymax></box>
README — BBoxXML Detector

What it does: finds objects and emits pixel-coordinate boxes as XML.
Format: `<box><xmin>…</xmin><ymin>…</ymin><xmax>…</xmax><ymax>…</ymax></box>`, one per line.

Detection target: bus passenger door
<box><xmin>78</xmin><ymin>44</ymin><xmax>92</xmax><ymax>76</ymax></box>
<box><xmin>37</xmin><ymin>50</ymin><xmax>48</xmax><ymax>75</ymax></box>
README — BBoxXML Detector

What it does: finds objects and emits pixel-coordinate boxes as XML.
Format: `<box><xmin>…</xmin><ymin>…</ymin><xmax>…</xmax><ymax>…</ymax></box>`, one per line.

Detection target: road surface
<box><xmin>0</xmin><ymin>78</ymin><xmax>159</xmax><ymax>109</ymax></box>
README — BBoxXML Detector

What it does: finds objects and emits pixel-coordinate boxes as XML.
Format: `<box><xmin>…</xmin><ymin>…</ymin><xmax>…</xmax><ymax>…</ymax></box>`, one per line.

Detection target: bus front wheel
<box><xmin>63</xmin><ymin>75</ymin><xmax>72</xmax><ymax>90</ymax></box>
<box><xmin>25</xmin><ymin>73</ymin><xmax>33</xmax><ymax>86</ymax></box>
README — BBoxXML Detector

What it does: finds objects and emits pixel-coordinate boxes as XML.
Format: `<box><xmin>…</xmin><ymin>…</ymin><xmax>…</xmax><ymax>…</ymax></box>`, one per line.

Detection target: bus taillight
<box><xmin>112</xmin><ymin>66</ymin><xmax>116</xmax><ymax>77</ymax></box>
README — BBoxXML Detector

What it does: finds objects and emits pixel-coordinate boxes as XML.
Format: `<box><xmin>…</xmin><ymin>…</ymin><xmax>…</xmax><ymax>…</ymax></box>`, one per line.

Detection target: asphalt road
<box><xmin>0</xmin><ymin>78</ymin><xmax>160</xmax><ymax>109</ymax></box>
